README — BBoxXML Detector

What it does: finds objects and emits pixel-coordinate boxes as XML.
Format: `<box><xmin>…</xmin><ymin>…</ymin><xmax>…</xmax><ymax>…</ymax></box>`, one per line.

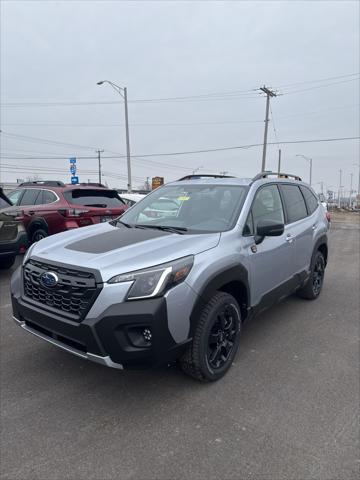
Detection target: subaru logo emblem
<box><xmin>40</xmin><ymin>272</ymin><xmax>58</xmax><ymax>288</ymax></box>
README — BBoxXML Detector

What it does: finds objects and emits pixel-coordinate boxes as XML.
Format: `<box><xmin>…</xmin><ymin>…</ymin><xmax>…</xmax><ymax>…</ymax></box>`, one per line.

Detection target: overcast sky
<box><xmin>0</xmin><ymin>0</ymin><xmax>359</xmax><ymax>193</ymax></box>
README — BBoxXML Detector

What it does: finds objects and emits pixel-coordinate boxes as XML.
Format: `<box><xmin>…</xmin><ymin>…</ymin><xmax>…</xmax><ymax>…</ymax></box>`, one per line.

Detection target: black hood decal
<box><xmin>65</xmin><ymin>226</ymin><xmax>171</xmax><ymax>254</ymax></box>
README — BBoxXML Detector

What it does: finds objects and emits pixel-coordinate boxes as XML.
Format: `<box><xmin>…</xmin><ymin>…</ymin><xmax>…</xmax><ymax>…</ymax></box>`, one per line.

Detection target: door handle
<box><xmin>285</xmin><ymin>234</ymin><xmax>294</xmax><ymax>243</ymax></box>
<box><xmin>28</xmin><ymin>210</ymin><xmax>35</xmax><ymax>215</ymax></box>
<box><xmin>312</xmin><ymin>223</ymin><xmax>318</xmax><ymax>230</ymax></box>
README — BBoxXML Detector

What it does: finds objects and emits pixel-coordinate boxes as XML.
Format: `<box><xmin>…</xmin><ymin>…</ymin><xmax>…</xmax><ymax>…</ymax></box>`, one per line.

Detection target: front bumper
<box><xmin>11</xmin><ymin>266</ymin><xmax>190</xmax><ymax>369</ymax></box>
<box><xmin>12</xmin><ymin>315</ymin><xmax>123</xmax><ymax>369</ymax></box>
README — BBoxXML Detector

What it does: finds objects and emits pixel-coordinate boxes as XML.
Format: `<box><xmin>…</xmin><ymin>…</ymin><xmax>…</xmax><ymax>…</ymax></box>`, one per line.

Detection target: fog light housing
<box><xmin>126</xmin><ymin>326</ymin><xmax>152</xmax><ymax>348</ymax></box>
<box><xmin>143</xmin><ymin>328</ymin><xmax>152</xmax><ymax>342</ymax></box>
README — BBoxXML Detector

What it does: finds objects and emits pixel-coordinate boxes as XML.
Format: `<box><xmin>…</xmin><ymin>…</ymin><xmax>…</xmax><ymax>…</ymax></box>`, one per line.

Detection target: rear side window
<box><xmin>300</xmin><ymin>186</ymin><xmax>319</xmax><ymax>214</ymax></box>
<box><xmin>64</xmin><ymin>189</ymin><xmax>125</xmax><ymax>208</ymax></box>
<box><xmin>20</xmin><ymin>189</ymin><xmax>41</xmax><ymax>206</ymax></box>
<box><xmin>280</xmin><ymin>185</ymin><xmax>307</xmax><ymax>223</ymax></box>
<box><xmin>36</xmin><ymin>190</ymin><xmax>57</xmax><ymax>205</ymax></box>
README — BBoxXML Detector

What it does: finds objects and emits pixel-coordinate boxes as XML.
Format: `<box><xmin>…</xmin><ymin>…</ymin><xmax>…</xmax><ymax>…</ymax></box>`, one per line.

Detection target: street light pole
<box><xmin>97</xmin><ymin>80</ymin><xmax>132</xmax><ymax>192</ymax></box>
<box><xmin>277</xmin><ymin>149</ymin><xmax>282</xmax><ymax>175</ymax></box>
<box><xmin>296</xmin><ymin>154</ymin><xmax>312</xmax><ymax>186</ymax></box>
<box><xmin>123</xmin><ymin>87</ymin><xmax>132</xmax><ymax>193</ymax></box>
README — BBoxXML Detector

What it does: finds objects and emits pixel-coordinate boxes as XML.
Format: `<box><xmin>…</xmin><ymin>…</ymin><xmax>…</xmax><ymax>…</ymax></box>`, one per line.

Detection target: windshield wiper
<box><xmin>115</xmin><ymin>220</ymin><xmax>133</xmax><ymax>228</ymax></box>
<box><xmin>135</xmin><ymin>224</ymin><xmax>188</xmax><ymax>234</ymax></box>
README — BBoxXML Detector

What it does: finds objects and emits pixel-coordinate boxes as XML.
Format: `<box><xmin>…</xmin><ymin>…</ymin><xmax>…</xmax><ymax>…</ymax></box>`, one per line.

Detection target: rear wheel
<box><xmin>0</xmin><ymin>256</ymin><xmax>16</xmax><ymax>269</ymax></box>
<box><xmin>180</xmin><ymin>292</ymin><xmax>241</xmax><ymax>382</ymax></box>
<box><xmin>31</xmin><ymin>228</ymin><xmax>48</xmax><ymax>243</ymax></box>
<box><xmin>297</xmin><ymin>250</ymin><xmax>325</xmax><ymax>300</ymax></box>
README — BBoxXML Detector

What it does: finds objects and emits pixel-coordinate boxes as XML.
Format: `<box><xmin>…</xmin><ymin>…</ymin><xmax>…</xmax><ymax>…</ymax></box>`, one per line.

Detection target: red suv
<box><xmin>7</xmin><ymin>181</ymin><xmax>128</xmax><ymax>243</ymax></box>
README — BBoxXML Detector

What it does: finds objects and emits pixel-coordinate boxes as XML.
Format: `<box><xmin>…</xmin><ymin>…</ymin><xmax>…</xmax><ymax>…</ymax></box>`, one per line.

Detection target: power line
<box><xmin>123</xmin><ymin>136</ymin><xmax>360</xmax><ymax>157</ymax></box>
<box><xmin>2</xmin><ymin>104</ymin><xmax>358</xmax><ymax>128</ymax></box>
<box><xmin>0</xmin><ymin>130</ymin><xmax>104</xmax><ymax>152</ymax></box>
<box><xmin>0</xmin><ymin>163</ymin><xmax>145</xmax><ymax>181</ymax></box>
<box><xmin>0</xmin><ymin>94</ymin><xmax>260</xmax><ymax>108</ymax></box>
<box><xmin>2</xmin><ymin>72</ymin><xmax>358</xmax><ymax>108</ymax></box>
<box><xmin>1</xmin><ymin>136</ymin><xmax>358</xmax><ymax>160</ymax></box>
<box><xmin>281</xmin><ymin>77</ymin><xmax>359</xmax><ymax>95</ymax></box>
<box><xmin>275</xmin><ymin>72</ymin><xmax>359</xmax><ymax>88</ymax></box>
<box><xmin>0</xmin><ymin>119</ymin><xmax>265</xmax><ymax>127</ymax></box>
<box><xmin>269</xmin><ymin>103</ymin><xmax>281</xmax><ymax>146</ymax></box>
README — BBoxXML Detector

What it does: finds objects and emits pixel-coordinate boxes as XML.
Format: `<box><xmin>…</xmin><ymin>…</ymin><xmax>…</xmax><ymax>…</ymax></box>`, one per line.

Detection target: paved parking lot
<box><xmin>1</xmin><ymin>219</ymin><xmax>359</xmax><ymax>480</ymax></box>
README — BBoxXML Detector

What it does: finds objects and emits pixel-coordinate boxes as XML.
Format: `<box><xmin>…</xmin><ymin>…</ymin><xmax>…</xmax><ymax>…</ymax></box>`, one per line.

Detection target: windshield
<box><xmin>116</xmin><ymin>184</ymin><xmax>248</xmax><ymax>233</ymax></box>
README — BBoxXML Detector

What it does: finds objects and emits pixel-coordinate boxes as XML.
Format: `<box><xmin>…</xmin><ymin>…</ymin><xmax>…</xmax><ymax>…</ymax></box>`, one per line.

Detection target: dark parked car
<box><xmin>0</xmin><ymin>188</ymin><xmax>28</xmax><ymax>269</ymax></box>
<box><xmin>6</xmin><ymin>181</ymin><xmax>128</xmax><ymax>243</ymax></box>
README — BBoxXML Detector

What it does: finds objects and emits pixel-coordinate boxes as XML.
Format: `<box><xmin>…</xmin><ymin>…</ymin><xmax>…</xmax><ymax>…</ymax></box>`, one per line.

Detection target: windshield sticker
<box><xmin>178</xmin><ymin>196</ymin><xmax>190</xmax><ymax>201</ymax></box>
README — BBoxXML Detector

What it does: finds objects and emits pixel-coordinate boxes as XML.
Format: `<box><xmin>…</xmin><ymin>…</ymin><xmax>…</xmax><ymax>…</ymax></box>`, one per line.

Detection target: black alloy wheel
<box><xmin>312</xmin><ymin>254</ymin><xmax>325</xmax><ymax>296</ymax></box>
<box><xmin>207</xmin><ymin>304</ymin><xmax>239</xmax><ymax>370</ymax></box>
<box><xmin>180</xmin><ymin>292</ymin><xmax>242</xmax><ymax>382</ymax></box>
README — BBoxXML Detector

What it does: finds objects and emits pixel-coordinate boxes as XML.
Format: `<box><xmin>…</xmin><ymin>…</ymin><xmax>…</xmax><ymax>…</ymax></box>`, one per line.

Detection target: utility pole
<box><xmin>354</xmin><ymin>163</ymin><xmax>360</xmax><ymax>205</ymax></box>
<box><xmin>123</xmin><ymin>87</ymin><xmax>132</xmax><ymax>193</ymax></box>
<box><xmin>338</xmin><ymin>169</ymin><xmax>342</xmax><ymax>208</ymax></box>
<box><xmin>277</xmin><ymin>149</ymin><xmax>281</xmax><ymax>175</ymax></box>
<box><xmin>260</xmin><ymin>86</ymin><xmax>277</xmax><ymax>172</ymax></box>
<box><xmin>349</xmin><ymin>173</ymin><xmax>353</xmax><ymax>207</ymax></box>
<box><xmin>96</xmin><ymin>149</ymin><xmax>104</xmax><ymax>184</ymax></box>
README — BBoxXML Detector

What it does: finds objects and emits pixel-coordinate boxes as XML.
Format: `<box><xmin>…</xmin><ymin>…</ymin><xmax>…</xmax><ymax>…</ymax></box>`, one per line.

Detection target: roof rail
<box><xmin>18</xmin><ymin>180</ymin><xmax>65</xmax><ymax>187</ymax></box>
<box><xmin>252</xmin><ymin>171</ymin><xmax>302</xmax><ymax>182</ymax></box>
<box><xmin>177</xmin><ymin>174</ymin><xmax>235</xmax><ymax>181</ymax></box>
<box><xmin>68</xmin><ymin>182</ymin><xmax>108</xmax><ymax>188</ymax></box>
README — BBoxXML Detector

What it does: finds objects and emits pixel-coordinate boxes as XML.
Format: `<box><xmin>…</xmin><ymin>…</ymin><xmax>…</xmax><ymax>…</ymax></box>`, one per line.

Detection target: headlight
<box><xmin>108</xmin><ymin>255</ymin><xmax>194</xmax><ymax>300</ymax></box>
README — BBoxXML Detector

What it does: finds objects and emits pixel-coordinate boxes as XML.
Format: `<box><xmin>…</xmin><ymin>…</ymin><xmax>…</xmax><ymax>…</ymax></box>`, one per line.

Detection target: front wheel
<box><xmin>297</xmin><ymin>250</ymin><xmax>325</xmax><ymax>300</ymax></box>
<box><xmin>180</xmin><ymin>292</ymin><xmax>242</xmax><ymax>382</ymax></box>
<box><xmin>31</xmin><ymin>228</ymin><xmax>48</xmax><ymax>243</ymax></box>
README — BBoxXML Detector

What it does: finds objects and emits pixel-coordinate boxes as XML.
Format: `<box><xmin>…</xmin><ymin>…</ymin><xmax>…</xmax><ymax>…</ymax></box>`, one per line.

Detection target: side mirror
<box><xmin>255</xmin><ymin>220</ymin><xmax>284</xmax><ymax>244</ymax></box>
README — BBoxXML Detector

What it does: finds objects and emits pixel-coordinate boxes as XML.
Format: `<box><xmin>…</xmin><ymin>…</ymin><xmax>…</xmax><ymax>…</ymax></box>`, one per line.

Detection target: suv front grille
<box><xmin>23</xmin><ymin>259</ymin><xmax>100</xmax><ymax>321</ymax></box>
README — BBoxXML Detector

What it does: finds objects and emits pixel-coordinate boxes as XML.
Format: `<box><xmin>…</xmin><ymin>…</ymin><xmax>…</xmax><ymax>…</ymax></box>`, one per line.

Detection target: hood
<box><xmin>30</xmin><ymin>222</ymin><xmax>220</xmax><ymax>282</ymax></box>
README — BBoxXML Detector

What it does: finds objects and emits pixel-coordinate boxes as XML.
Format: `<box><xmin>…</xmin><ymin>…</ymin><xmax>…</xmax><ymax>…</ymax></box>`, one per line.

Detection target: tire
<box><xmin>31</xmin><ymin>228</ymin><xmax>48</xmax><ymax>243</ymax></box>
<box><xmin>297</xmin><ymin>250</ymin><xmax>325</xmax><ymax>300</ymax></box>
<box><xmin>0</xmin><ymin>256</ymin><xmax>16</xmax><ymax>269</ymax></box>
<box><xmin>180</xmin><ymin>292</ymin><xmax>242</xmax><ymax>382</ymax></box>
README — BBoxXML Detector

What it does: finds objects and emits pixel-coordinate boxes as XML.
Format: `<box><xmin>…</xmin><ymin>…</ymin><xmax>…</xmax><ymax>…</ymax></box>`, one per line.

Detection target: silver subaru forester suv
<box><xmin>11</xmin><ymin>172</ymin><xmax>329</xmax><ymax>381</ymax></box>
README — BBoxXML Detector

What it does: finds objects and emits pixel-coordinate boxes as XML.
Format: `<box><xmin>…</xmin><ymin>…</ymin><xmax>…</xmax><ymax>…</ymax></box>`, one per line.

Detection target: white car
<box><xmin>119</xmin><ymin>193</ymin><xmax>146</xmax><ymax>207</ymax></box>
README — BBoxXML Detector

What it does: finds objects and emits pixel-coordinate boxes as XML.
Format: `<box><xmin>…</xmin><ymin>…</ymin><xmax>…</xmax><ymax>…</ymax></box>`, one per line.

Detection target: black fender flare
<box><xmin>27</xmin><ymin>217</ymin><xmax>49</xmax><ymax>236</ymax></box>
<box><xmin>313</xmin><ymin>234</ymin><xmax>328</xmax><ymax>265</ymax></box>
<box><xmin>189</xmin><ymin>264</ymin><xmax>250</xmax><ymax>335</ymax></box>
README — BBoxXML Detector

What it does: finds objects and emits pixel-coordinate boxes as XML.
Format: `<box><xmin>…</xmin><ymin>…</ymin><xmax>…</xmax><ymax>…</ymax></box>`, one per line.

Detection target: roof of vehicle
<box><xmin>169</xmin><ymin>171</ymin><xmax>308</xmax><ymax>188</ymax></box>
<box><xmin>170</xmin><ymin>177</ymin><xmax>253</xmax><ymax>186</ymax></box>
<box><xmin>13</xmin><ymin>182</ymin><xmax>116</xmax><ymax>192</ymax></box>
